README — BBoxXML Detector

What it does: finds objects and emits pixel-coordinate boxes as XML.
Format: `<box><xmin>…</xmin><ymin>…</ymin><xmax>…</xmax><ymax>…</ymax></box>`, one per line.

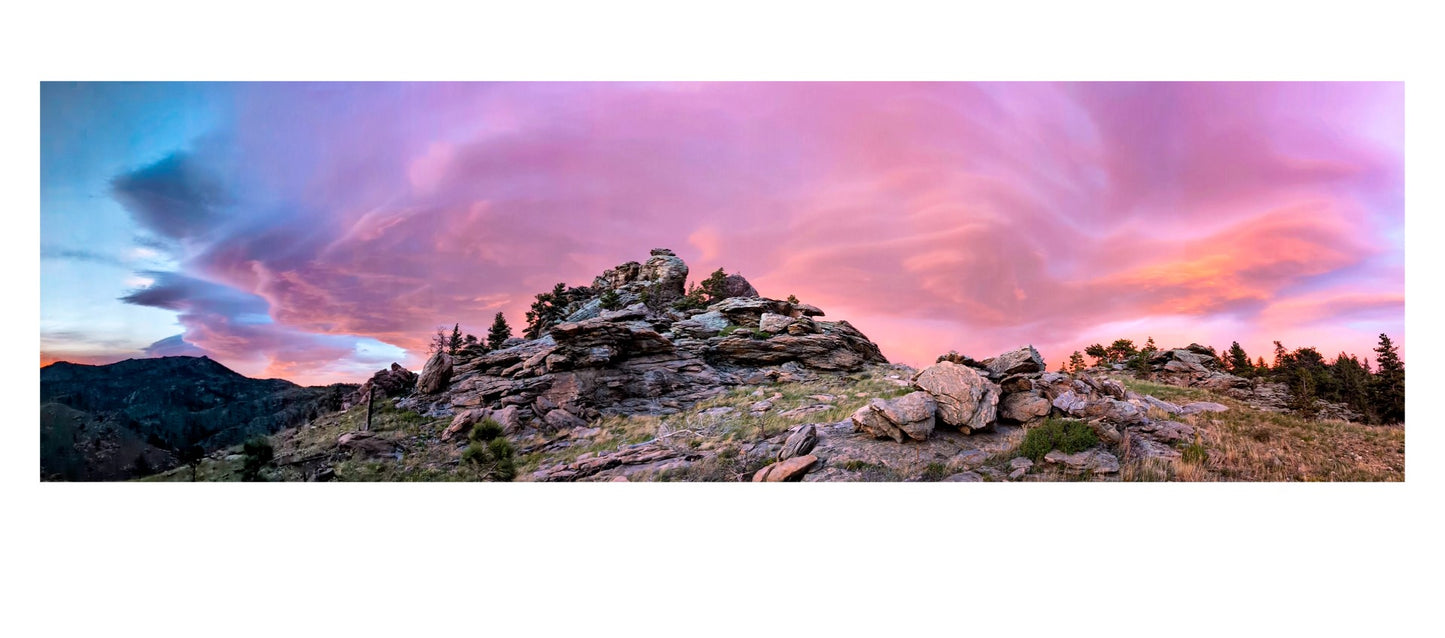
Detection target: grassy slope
<box><xmin>1116</xmin><ymin>377</ymin><xmax>1404</xmax><ymax>482</ymax></box>
<box><xmin>136</xmin><ymin>367</ymin><xmax>1403</xmax><ymax>482</ymax></box>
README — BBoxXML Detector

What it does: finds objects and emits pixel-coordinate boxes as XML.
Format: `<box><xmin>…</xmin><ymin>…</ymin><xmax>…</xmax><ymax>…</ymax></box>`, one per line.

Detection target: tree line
<box><xmin>1061</xmin><ymin>334</ymin><xmax>1404</xmax><ymax>425</ymax></box>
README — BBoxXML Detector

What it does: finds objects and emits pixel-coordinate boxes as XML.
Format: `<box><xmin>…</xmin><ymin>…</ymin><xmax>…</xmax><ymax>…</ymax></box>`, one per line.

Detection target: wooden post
<box><xmin>364</xmin><ymin>387</ymin><xmax>374</xmax><ymax>432</ymax></box>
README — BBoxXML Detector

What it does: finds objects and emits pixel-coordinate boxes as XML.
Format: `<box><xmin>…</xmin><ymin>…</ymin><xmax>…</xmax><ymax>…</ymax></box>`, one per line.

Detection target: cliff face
<box><xmin>40</xmin><ymin>356</ymin><xmax>353</xmax><ymax>480</ymax></box>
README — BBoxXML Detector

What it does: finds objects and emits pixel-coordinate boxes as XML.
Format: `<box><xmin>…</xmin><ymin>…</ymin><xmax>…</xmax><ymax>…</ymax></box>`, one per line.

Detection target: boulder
<box><xmin>1136</xmin><ymin>420</ymin><xmax>1194</xmax><ymax>443</ymax></box>
<box><xmin>1180</xmin><ymin>402</ymin><xmax>1229</xmax><ymax>415</ymax></box>
<box><xmin>778</xmin><ymin>424</ymin><xmax>818</xmax><ymax>461</ymax></box>
<box><xmin>1043</xmin><ymin>449</ymin><xmax>1119</xmax><ymax>474</ymax></box>
<box><xmin>758</xmin><ymin>312</ymin><xmax>795</xmax><ymax>334</ymax></box>
<box><xmin>671</xmin><ymin>311</ymin><xmax>730</xmax><ymax>339</ymax></box>
<box><xmin>716</xmin><ymin>274</ymin><xmax>759</xmax><ymax>299</ymax></box>
<box><xmin>986</xmin><ymin>346</ymin><xmax>1045</xmax><ymax>378</ymax></box>
<box><xmin>1051</xmin><ymin>390</ymin><xmax>1089</xmax><ymax>415</ymax></box>
<box><xmin>337</xmin><ymin>431</ymin><xmax>396</xmax><ymax>458</ymax></box>
<box><xmin>851</xmin><ymin>391</ymin><xmax>938</xmax><ymax>443</ymax></box>
<box><xmin>911</xmin><ymin>361</ymin><xmax>1000</xmax><ymax>434</ymax></box>
<box><xmin>752</xmin><ymin>454</ymin><xmax>818</xmax><ymax>482</ymax></box>
<box><xmin>544</xmin><ymin>408</ymin><xmax>590</xmax><ymax>430</ymax></box>
<box><xmin>442</xmin><ymin>405</ymin><xmax>525</xmax><ymax>440</ymax></box>
<box><xmin>639</xmin><ymin>248</ymin><xmax>689</xmax><ymax>302</ymax></box>
<box><xmin>417</xmin><ymin>352</ymin><xmax>454</xmax><ymax>394</ymax></box>
<box><xmin>999</xmin><ymin>391</ymin><xmax>1051</xmax><ymax>424</ymax></box>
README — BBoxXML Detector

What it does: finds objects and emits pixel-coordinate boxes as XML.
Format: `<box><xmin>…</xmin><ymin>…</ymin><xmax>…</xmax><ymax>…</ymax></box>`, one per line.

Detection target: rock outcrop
<box><xmin>417</xmin><ymin>352</ymin><xmax>454</xmax><ymax>394</ymax></box>
<box><xmin>851</xmin><ymin>392</ymin><xmax>937</xmax><ymax>443</ymax></box>
<box><xmin>911</xmin><ymin>361</ymin><xmax>1000</xmax><ymax>434</ymax></box>
<box><xmin>406</xmin><ymin>249</ymin><xmax>890</xmax><ymax>437</ymax></box>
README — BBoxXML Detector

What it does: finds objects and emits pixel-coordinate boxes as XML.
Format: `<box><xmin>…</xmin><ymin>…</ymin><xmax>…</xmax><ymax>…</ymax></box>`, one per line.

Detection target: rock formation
<box><xmin>401</xmin><ymin>249</ymin><xmax>890</xmax><ymax>437</ymax></box>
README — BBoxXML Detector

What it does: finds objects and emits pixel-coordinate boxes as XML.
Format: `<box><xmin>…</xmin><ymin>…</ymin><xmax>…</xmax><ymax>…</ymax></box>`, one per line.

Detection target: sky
<box><xmin>39</xmin><ymin>82</ymin><xmax>1404</xmax><ymax>386</ymax></box>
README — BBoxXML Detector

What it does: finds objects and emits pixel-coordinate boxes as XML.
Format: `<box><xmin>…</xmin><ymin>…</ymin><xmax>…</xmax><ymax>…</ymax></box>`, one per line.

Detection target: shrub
<box><xmin>921</xmin><ymin>462</ymin><xmax>950</xmax><ymax>482</ymax></box>
<box><xmin>463</xmin><ymin>419</ymin><xmax>516</xmax><ymax>481</ymax></box>
<box><xmin>1018</xmin><ymin>418</ymin><xmax>1099</xmax><ymax>462</ymax></box>
<box><xmin>470</xmin><ymin>418</ymin><xmax>504</xmax><ymax>443</ymax></box>
<box><xmin>598</xmin><ymin>289</ymin><xmax>622</xmax><ymax>311</ymax></box>
<box><xmin>240</xmin><ymin>435</ymin><xmax>274</xmax><ymax>482</ymax></box>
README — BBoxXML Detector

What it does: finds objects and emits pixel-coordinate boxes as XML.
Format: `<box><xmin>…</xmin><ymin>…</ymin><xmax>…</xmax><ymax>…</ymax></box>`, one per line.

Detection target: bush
<box><xmin>1018</xmin><ymin>418</ymin><xmax>1099</xmax><ymax>462</ymax></box>
<box><xmin>463</xmin><ymin>419</ymin><xmax>516</xmax><ymax>481</ymax></box>
<box><xmin>470</xmin><ymin>418</ymin><xmax>504</xmax><ymax>443</ymax></box>
<box><xmin>240</xmin><ymin>435</ymin><xmax>274</xmax><ymax>482</ymax></box>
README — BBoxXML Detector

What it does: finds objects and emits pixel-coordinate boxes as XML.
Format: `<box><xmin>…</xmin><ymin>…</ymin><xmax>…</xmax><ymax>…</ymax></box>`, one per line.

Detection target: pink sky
<box><xmin>41</xmin><ymin>83</ymin><xmax>1404</xmax><ymax>385</ymax></box>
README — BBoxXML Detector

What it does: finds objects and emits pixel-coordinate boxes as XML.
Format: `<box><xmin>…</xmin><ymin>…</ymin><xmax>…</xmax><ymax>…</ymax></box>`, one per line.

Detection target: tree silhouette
<box><xmin>487</xmin><ymin>312</ymin><xmax>514</xmax><ymax>350</ymax></box>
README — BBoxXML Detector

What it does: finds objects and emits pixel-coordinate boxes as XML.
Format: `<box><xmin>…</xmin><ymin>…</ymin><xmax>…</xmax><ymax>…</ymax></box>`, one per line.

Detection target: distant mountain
<box><xmin>40</xmin><ymin>356</ymin><xmax>355</xmax><ymax>481</ymax></box>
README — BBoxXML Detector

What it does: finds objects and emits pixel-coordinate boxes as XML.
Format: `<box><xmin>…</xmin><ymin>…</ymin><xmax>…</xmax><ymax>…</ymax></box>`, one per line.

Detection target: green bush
<box><xmin>1018</xmin><ymin>418</ymin><xmax>1099</xmax><ymax>462</ymax></box>
<box><xmin>470</xmin><ymin>418</ymin><xmax>504</xmax><ymax>443</ymax></box>
<box><xmin>240</xmin><ymin>435</ymin><xmax>274</xmax><ymax>482</ymax></box>
<box><xmin>463</xmin><ymin>422</ymin><xmax>516</xmax><ymax>482</ymax></box>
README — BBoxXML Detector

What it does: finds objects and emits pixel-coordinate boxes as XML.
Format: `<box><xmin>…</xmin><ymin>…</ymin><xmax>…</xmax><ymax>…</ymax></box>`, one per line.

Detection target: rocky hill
<box><xmin>134</xmin><ymin>248</ymin><xmax>1402</xmax><ymax>483</ymax></box>
<box><xmin>41</xmin><ymin>356</ymin><xmax>354</xmax><ymax>480</ymax></box>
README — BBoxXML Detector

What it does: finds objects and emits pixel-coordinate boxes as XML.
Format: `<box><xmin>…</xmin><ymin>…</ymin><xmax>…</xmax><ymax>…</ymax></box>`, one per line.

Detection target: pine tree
<box><xmin>598</xmin><ymin>288</ymin><xmax>622</xmax><ymax>311</ymax></box>
<box><xmin>1372</xmin><ymin>333</ymin><xmax>1405</xmax><ymax>424</ymax></box>
<box><xmin>1107</xmin><ymin>339</ymin><xmax>1137</xmax><ymax>363</ymax></box>
<box><xmin>1227</xmin><ymin>341</ymin><xmax>1252</xmax><ymax>376</ymax></box>
<box><xmin>1255</xmin><ymin>356</ymin><xmax>1268</xmax><ymax>372</ymax></box>
<box><xmin>1084</xmin><ymin>343</ymin><xmax>1108</xmax><ymax>366</ymax></box>
<box><xmin>447</xmin><ymin>323</ymin><xmax>463</xmax><ymax>355</ymax></box>
<box><xmin>487</xmin><ymin>312</ymin><xmax>513</xmax><ymax>350</ymax></box>
<box><xmin>1068</xmin><ymin>351</ymin><xmax>1086</xmax><ymax>374</ymax></box>
<box><xmin>699</xmin><ymin>267</ymin><xmax>729</xmax><ymax>300</ymax></box>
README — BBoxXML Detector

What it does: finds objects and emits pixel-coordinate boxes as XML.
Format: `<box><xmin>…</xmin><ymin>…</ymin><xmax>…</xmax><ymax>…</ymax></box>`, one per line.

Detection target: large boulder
<box><xmin>999</xmin><ymin>391</ymin><xmax>1051</xmax><ymax>424</ymax></box>
<box><xmin>639</xmin><ymin>248</ymin><xmax>689</xmax><ymax>302</ymax></box>
<box><xmin>851</xmin><ymin>391</ymin><xmax>938</xmax><ymax>443</ymax></box>
<box><xmin>912</xmin><ymin>362</ymin><xmax>1000</xmax><ymax>434</ymax></box>
<box><xmin>716</xmin><ymin>273</ymin><xmax>759</xmax><ymax>299</ymax></box>
<box><xmin>985</xmin><ymin>346</ymin><xmax>1045</xmax><ymax>378</ymax></box>
<box><xmin>417</xmin><ymin>352</ymin><xmax>454</xmax><ymax>394</ymax></box>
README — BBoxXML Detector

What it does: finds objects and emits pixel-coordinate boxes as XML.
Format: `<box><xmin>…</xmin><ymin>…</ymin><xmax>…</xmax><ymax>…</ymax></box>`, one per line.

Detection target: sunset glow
<box><xmin>40</xmin><ymin>82</ymin><xmax>1404</xmax><ymax>385</ymax></box>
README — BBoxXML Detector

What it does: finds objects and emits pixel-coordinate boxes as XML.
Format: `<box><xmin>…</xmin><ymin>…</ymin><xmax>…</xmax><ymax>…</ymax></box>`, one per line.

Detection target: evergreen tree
<box><xmin>1255</xmin><ymin>356</ymin><xmax>1268</xmax><ymax>372</ymax></box>
<box><xmin>1226</xmin><ymin>341</ymin><xmax>1252</xmax><ymax>376</ymax></box>
<box><xmin>1068</xmin><ymin>351</ymin><xmax>1087</xmax><ymax>374</ymax></box>
<box><xmin>487</xmin><ymin>312</ymin><xmax>513</xmax><ymax>350</ymax></box>
<box><xmin>699</xmin><ymin>267</ymin><xmax>729</xmax><ymax>300</ymax></box>
<box><xmin>447</xmin><ymin>323</ymin><xmax>463</xmax><ymax>355</ymax></box>
<box><xmin>524</xmin><ymin>282</ymin><xmax>569</xmax><ymax>339</ymax></box>
<box><xmin>1106</xmin><ymin>339</ymin><xmax>1138</xmax><ymax>363</ymax></box>
<box><xmin>598</xmin><ymin>288</ymin><xmax>622</xmax><ymax>311</ymax></box>
<box><xmin>1084</xmin><ymin>343</ymin><xmax>1108</xmax><ymax>366</ymax></box>
<box><xmin>1372</xmin><ymin>333</ymin><xmax>1405</xmax><ymax>424</ymax></box>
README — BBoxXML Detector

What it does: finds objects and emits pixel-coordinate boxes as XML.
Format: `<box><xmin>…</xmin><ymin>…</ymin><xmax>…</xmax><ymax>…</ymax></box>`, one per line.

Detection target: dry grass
<box><xmin>1118</xmin><ymin>377</ymin><xmax>1404</xmax><ymax>482</ymax></box>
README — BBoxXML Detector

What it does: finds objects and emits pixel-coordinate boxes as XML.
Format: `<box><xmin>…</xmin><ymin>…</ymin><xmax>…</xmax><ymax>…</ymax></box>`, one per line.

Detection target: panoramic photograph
<box><xmin>39</xmin><ymin>81</ymin><xmax>1405</xmax><ymax>482</ymax></box>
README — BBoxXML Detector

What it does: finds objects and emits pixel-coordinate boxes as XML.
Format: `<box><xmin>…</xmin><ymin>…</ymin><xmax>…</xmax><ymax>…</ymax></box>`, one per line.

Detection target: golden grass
<box><xmin>1117</xmin><ymin>377</ymin><xmax>1403</xmax><ymax>482</ymax></box>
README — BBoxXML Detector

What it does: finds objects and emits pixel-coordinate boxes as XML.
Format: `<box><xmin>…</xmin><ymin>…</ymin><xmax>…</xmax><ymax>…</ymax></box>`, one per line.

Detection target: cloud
<box><xmin>110</xmin><ymin>152</ymin><xmax>231</xmax><ymax>242</ymax></box>
<box><xmin>142</xmin><ymin>334</ymin><xmax>208</xmax><ymax>357</ymax></box>
<box><xmin>40</xmin><ymin>246</ymin><xmax>126</xmax><ymax>267</ymax></box>
<box><xmin>59</xmin><ymin>82</ymin><xmax>1403</xmax><ymax>383</ymax></box>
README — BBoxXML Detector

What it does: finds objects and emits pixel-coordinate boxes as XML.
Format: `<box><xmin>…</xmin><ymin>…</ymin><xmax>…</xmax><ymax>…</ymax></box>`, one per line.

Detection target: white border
<box><xmin>3</xmin><ymin>2</ymin><xmax>1439</xmax><ymax>636</ymax></box>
